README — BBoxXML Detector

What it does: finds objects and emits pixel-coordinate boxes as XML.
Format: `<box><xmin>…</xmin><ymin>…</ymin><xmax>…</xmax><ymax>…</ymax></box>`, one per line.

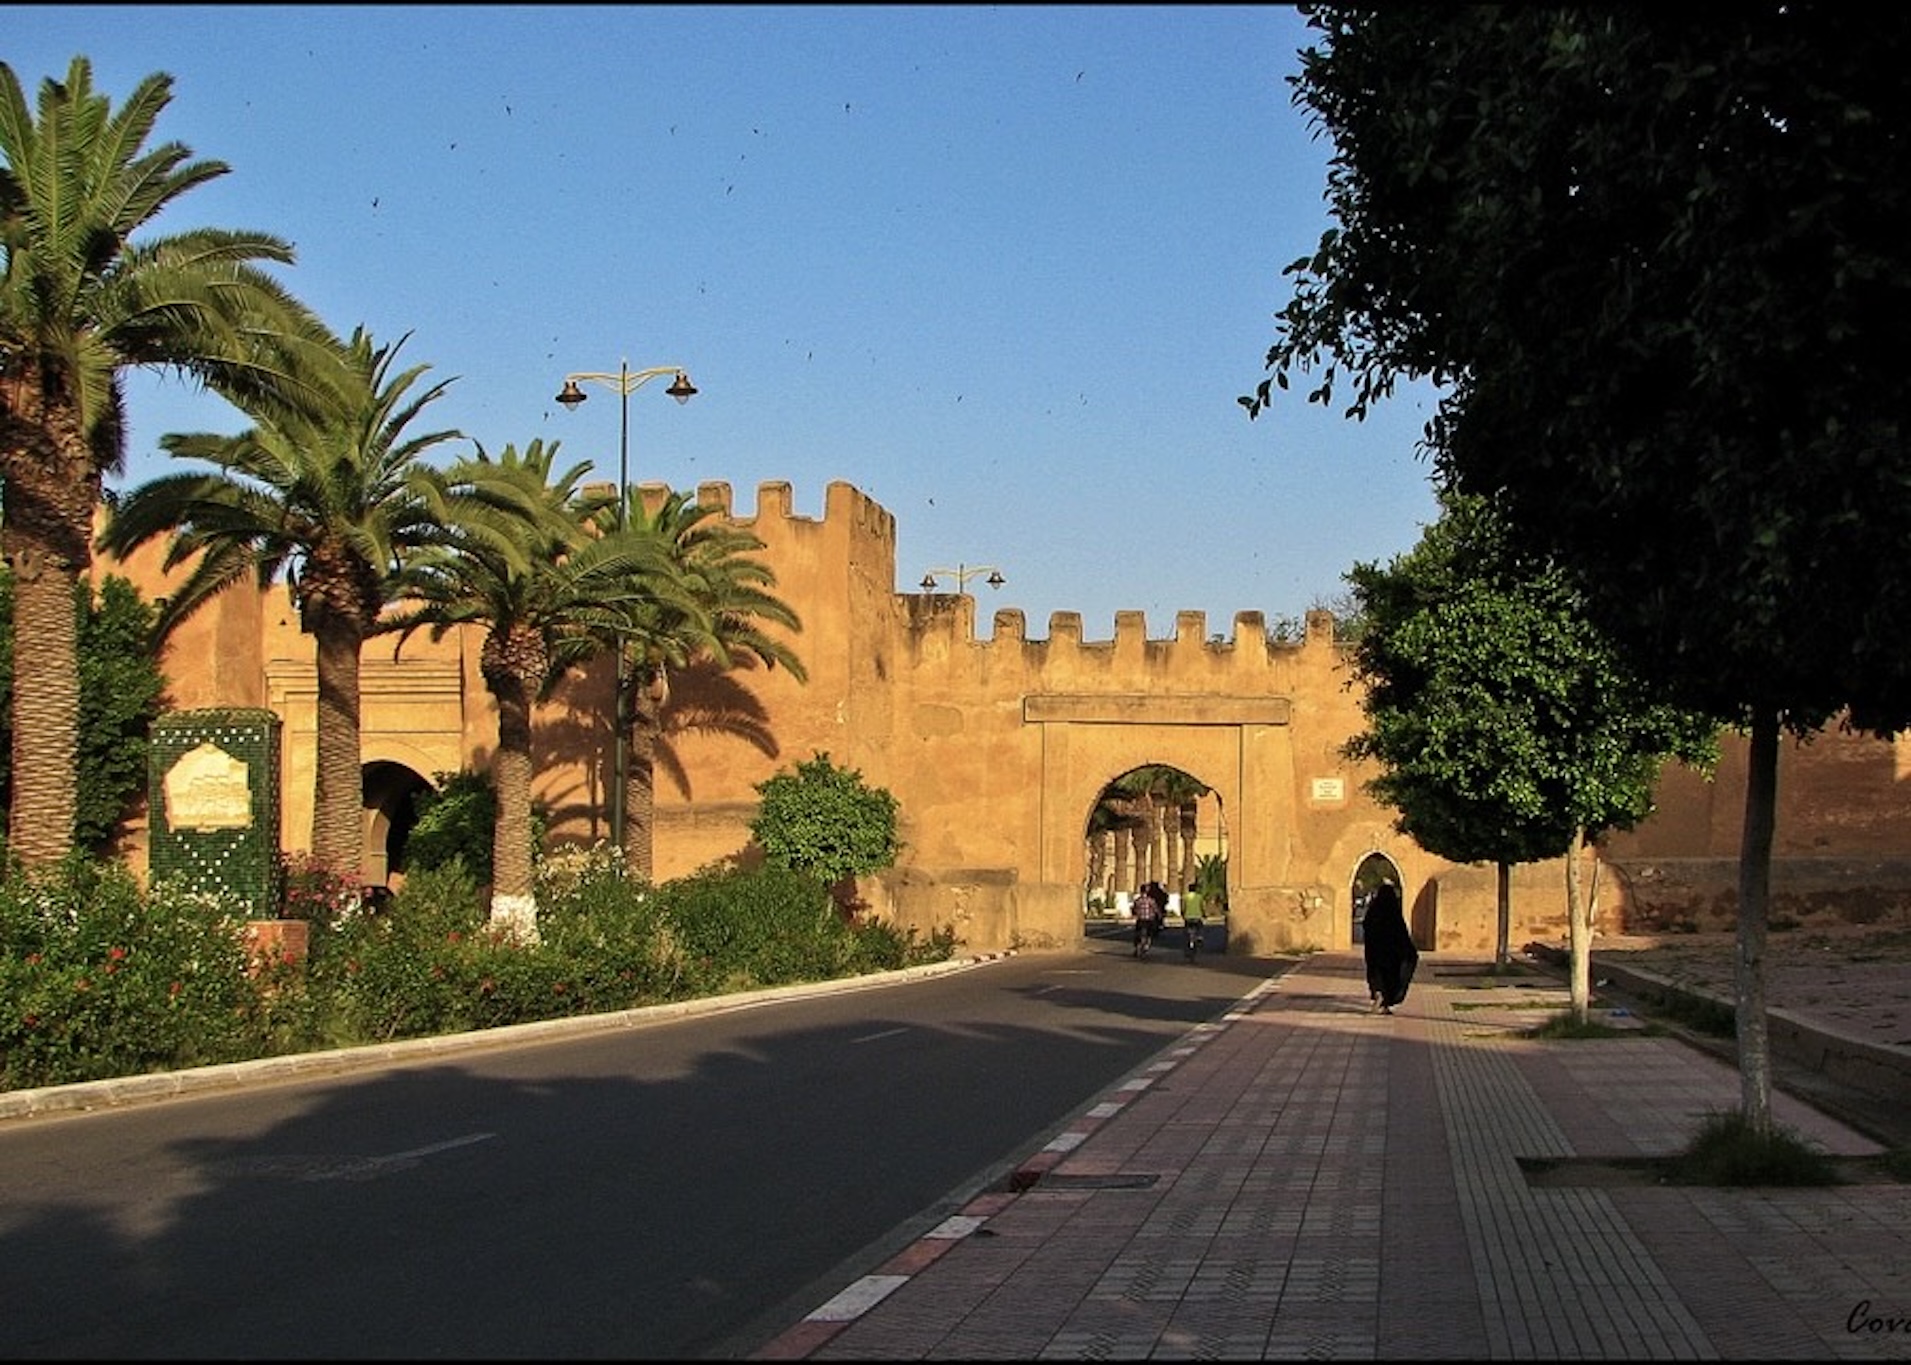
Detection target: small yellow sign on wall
<box><xmin>1310</xmin><ymin>777</ymin><xmax>1346</xmax><ymax>804</ymax></box>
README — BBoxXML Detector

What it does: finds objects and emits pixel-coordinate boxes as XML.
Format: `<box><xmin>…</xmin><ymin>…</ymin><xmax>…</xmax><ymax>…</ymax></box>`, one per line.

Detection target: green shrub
<box><xmin>1664</xmin><ymin>1109</ymin><xmax>1842</xmax><ymax>1187</ymax></box>
<box><xmin>750</xmin><ymin>752</ymin><xmax>901</xmax><ymax>890</ymax></box>
<box><xmin>406</xmin><ymin>770</ymin><xmax>547</xmax><ymax>884</ymax></box>
<box><xmin>0</xmin><ymin>858</ymin><xmax>258</xmax><ymax>1089</ymax></box>
<box><xmin>651</xmin><ymin>863</ymin><xmax>854</xmax><ymax>993</ymax></box>
<box><xmin>0</xmin><ymin>852</ymin><xmax>958</xmax><ymax>1094</ymax></box>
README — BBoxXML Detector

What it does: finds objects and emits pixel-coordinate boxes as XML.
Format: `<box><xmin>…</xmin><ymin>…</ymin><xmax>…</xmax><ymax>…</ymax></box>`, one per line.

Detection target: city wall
<box><xmin>99</xmin><ymin>479</ymin><xmax>1911</xmax><ymax>956</ymax></box>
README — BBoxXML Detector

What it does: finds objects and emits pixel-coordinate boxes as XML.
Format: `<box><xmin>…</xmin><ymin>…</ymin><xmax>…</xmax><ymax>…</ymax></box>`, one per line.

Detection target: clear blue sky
<box><xmin>6</xmin><ymin>4</ymin><xmax>1441</xmax><ymax>636</ymax></box>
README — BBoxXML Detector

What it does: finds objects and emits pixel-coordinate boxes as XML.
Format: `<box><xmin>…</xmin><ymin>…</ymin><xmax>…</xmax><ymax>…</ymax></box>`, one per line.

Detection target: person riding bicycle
<box><xmin>1181</xmin><ymin>886</ymin><xmax>1205</xmax><ymax>959</ymax></box>
<box><xmin>1132</xmin><ymin>882</ymin><xmax>1166</xmax><ymax>956</ymax></box>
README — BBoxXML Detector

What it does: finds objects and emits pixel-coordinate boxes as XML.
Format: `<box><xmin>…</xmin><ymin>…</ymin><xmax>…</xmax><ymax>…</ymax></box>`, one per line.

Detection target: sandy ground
<box><xmin>1561</xmin><ymin>924</ymin><xmax>1911</xmax><ymax>1050</ymax></box>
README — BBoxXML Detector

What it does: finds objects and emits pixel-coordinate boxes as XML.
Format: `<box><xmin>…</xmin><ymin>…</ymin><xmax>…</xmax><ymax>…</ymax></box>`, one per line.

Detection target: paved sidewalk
<box><xmin>755</xmin><ymin>952</ymin><xmax>1911</xmax><ymax>1361</ymax></box>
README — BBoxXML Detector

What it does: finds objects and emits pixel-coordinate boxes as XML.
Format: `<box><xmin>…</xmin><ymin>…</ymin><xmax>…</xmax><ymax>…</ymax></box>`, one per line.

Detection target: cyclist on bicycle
<box><xmin>1181</xmin><ymin>886</ymin><xmax>1205</xmax><ymax>960</ymax></box>
<box><xmin>1132</xmin><ymin>882</ymin><xmax>1165</xmax><ymax>957</ymax></box>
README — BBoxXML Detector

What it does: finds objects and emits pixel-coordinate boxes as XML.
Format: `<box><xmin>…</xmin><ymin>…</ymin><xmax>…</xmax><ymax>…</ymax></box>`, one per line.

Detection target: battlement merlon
<box><xmin>603</xmin><ymin>477</ymin><xmax>1335</xmax><ymax>650</ymax></box>
<box><xmin>617</xmin><ymin>478</ymin><xmax>892</xmax><ymax>538</ymax></box>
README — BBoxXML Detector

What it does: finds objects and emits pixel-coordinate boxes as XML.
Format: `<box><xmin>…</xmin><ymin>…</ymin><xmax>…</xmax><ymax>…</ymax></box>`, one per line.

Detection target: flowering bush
<box><xmin>276</xmin><ymin>853</ymin><xmax>362</xmax><ymax>922</ymax></box>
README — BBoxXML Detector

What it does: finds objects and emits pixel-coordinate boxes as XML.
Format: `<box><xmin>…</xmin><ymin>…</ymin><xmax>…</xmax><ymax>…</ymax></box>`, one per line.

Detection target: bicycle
<box><xmin>1133</xmin><ymin>912</ymin><xmax>1159</xmax><ymax>958</ymax></box>
<box><xmin>1183</xmin><ymin>916</ymin><xmax>1204</xmax><ymax>963</ymax></box>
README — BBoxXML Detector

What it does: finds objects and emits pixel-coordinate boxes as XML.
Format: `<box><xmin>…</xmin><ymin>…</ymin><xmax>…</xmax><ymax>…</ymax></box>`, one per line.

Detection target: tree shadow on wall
<box><xmin>531</xmin><ymin>662</ymin><xmax>781</xmax><ymax>839</ymax></box>
<box><xmin>652</xmin><ymin>660</ymin><xmax>782</xmax><ymax>801</ymax></box>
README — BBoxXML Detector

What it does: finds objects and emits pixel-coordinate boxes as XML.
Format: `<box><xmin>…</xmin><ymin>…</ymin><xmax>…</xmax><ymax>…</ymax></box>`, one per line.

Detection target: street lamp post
<box><xmin>554</xmin><ymin>359</ymin><xmax>698</xmax><ymax>852</ymax></box>
<box><xmin>920</xmin><ymin>563</ymin><xmax>1006</xmax><ymax>593</ymax></box>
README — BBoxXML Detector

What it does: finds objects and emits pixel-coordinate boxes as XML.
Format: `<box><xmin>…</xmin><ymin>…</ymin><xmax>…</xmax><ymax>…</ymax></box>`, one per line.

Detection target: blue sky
<box><xmin>5</xmin><ymin>4</ymin><xmax>1441</xmax><ymax>636</ymax></box>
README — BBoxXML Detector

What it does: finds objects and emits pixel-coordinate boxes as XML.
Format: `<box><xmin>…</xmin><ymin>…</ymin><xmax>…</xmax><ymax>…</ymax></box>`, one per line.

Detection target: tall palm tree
<box><xmin>382</xmin><ymin>439</ymin><xmax>685</xmax><ymax>937</ymax></box>
<box><xmin>0</xmin><ymin>57</ymin><xmax>341</xmax><ymax>869</ymax></box>
<box><xmin>1152</xmin><ymin>768</ymin><xmax>1211</xmax><ymax>894</ymax></box>
<box><xmin>606</xmin><ymin>488</ymin><xmax>808</xmax><ymax>882</ymax></box>
<box><xmin>97</xmin><ymin>327</ymin><xmax>464</xmax><ymax>877</ymax></box>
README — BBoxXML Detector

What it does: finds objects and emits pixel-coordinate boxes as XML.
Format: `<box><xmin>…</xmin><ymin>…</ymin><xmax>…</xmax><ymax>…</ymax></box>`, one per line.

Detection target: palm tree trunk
<box><xmin>1179</xmin><ymin>801</ymin><xmax>1197</xmax><ymax>895</ymax></box>
<box><xmin>310</xmin><ymin>614</ymin><xmax>365</xmax><ymax>878</ymax></box>
<box><xmin>489</xmin><ymin>676</ymin><xmax>538</xmax><ymax>941</ymax></box>
<box><xmin>3</xmin><ymin>531</ymin><xmax>81</xmax><ymax>870</ymax></box>
<box><xmin>623</xmin><ymin>680</ymin><xmax>663</xmax><ymax>883</ymax></box>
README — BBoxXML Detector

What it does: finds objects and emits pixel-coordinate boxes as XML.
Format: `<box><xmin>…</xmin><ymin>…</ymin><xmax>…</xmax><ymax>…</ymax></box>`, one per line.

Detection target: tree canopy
<box><xmin>1247</xmin><ymin>5</ymin><xmax>1911</xmax><ymax>1129</ymax></box>
<box><xmin>1345</xmin><ymin>487</ymin><xmax>1717</xmax><ymax>983</ymax></box>
<box><xmin>1251</xmin><ymin>6</ymin><xmax>1911</xmax><ymax>731</ymax></box>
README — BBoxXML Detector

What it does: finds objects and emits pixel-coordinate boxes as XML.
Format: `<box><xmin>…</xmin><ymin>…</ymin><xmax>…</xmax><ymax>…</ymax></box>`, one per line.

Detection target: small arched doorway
<box><xmin>362</xmin><ymin>761</ymin><xmax>433</xmax><ymax>888</ymax></box>
<box><xmin>1350</xmin><ymin>851</ymin><xmax>1402</xmax><ymax>945</ymax></box>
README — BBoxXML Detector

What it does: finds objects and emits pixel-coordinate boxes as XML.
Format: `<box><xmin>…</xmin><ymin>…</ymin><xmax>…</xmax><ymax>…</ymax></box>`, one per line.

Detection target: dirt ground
<box><xmin>1577</xmin><ymin>923</ymin><xmax>1911</xmax><ymax>1050</ymax></box>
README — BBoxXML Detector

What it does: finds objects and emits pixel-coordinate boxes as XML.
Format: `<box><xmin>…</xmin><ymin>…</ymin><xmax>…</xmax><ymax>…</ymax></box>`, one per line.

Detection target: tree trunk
<box><xmin>1179</xmin><ymin>801</ymin><xmax>1198</xmax><ymax>894</ymax></box>
<box><xmin>309</xmin><ymin>613</ymin><xmax>365</xmax><ymax>878</ymax></box>
<box><xmin>488</xmin><ymin>675</ymin><xmax>538</xmax><ymax>942</ymax></box>
<box><xmin>1566</xmin><ymin>829</ymin><xmax>1591</xmax><ymax>1023</ymax></box>
<box><xmin>1738</xmin><ymin>709</ymin><xmax>1778</xmax><ymax>1135</ymax></box>
<box><xmin>3</xmin><ymin>536</ymin><xmax>81</xmax><ymax>870</ymax></box>
<box><xmin>0</xmin><ymin>415</ymin><xmax>97</xmax><ymax>873</ymax></box>
<box><xmin>623</xmin><ymin>678</ymin><xmax>663</xmax><ymax>883</ymax></box>
<box><xmin>1494</xmin><ymin>859</ymin><xmax>1511</xmax><ymax>967</ymax></box>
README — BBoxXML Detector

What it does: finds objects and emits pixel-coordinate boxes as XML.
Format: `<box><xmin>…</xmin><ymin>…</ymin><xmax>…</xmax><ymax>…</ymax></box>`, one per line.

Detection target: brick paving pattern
<box><xmin>760</xmin><ymin>953</ymin><xmax>1911</xmax><ymax>1361</ymax></box>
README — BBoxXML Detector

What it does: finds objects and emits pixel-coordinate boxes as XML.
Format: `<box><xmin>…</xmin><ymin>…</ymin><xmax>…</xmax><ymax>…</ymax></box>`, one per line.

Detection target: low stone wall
<box><xmin>1606</xmin><ymin>857</ymin><xmax>1911</xmax><ymax>934</ymax></box>
<box><xmin>1528</xmin><ymin>943</ymin><xmax>1911</xmax><ymax>1113</ymax></box>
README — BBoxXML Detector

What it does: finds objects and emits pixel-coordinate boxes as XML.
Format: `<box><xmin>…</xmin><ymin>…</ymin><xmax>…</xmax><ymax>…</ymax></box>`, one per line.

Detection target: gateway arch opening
<box><xmin>1082</xmin><ymin>764</ymin><xmax>1228</xmax><ymax>925</ymax></box>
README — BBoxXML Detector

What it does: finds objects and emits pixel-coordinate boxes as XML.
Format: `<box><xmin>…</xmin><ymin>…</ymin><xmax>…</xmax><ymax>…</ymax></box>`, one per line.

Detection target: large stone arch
<box><xmin>1016</xmin><ymin>698</ymin><xmax>1289</xmax><ymax>949</ymax></box>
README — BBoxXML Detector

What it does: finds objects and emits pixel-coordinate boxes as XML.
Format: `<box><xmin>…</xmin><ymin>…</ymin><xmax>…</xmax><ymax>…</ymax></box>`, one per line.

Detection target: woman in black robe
<box><xmin>1362</xmin><ymin>882</ymin><xmax>1418</xmax><ymax>1013</ymax></box>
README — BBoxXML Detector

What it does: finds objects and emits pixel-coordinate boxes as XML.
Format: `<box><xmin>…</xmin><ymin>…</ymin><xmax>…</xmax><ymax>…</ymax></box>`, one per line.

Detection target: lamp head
<box><xmin>555</xmin><ymin>379</ymin><xmax>587</xmax><ymax>409</ymax></box>
<box><xmin>985</xmin><ymin>571</ymin><xmax>1006</xmax><ymax>589</ymax></box>
<box><xmin>667</xmin><ymin>370</ymin><xmax>698</xmax><ymax>404</ymax></box>
<box><xmin>920</xmin><ymin>573</ymin><xmax>938</xmax><ymax>591</ymax></box>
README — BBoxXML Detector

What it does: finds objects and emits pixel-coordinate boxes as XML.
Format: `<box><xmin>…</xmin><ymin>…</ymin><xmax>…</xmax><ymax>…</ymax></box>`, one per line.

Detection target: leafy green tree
<box><xmin>750</xmin><ymin>751</ymin><xmax>900</xmax><ymax>896</ymax></box>
<box><xmin>1344</xmin><ymin>489</ymin><xmax>1717</xmax><ymax>1010</ymax></box>
<box><xmin>383</xmin><ymin>438</ymin><xmax>662</xmax><ymax>937</ymax></box>
<box><xmin>0</xmin><ymin>570</ymin><xmax>166</xmax><ymax>855</ymax></box>
<box><xmin>402</xmin><ymin>769</ymin><xmax>547</xmax><ymax>889</ymax></box>
<box><xmin>97</xmin><ymin>328</ymin><xmax>473</xmax><ymax>877</ymax></box>
<box><xmin>1246</xmin><ymin>5</ymin><xmax>1911</xmax><ymax>1132</ymax></box>
<box><xmin>74</xmin><ymin>575</ymin><xmax>167</xmax><ymax>852</ymax></box>
<box><xmin>607</xmin><ymin>489</ymin><xmax>808</xmax><ymax>882</ymax></box>
<box><xmin>0</xmin><ymin>56</ymin><xmax>341</xmax><ymax>870</ymax></box>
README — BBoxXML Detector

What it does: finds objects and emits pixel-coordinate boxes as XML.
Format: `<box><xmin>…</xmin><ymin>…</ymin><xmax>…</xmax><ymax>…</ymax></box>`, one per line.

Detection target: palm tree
<box><xmin>1152</xmin><ymin>768</ymin><xmax>1211</xmax><ymax>895</ymax></box>
<box><xmin>97</xmin><ymin>328</ymin><xmax>464</xmax><ymax>877</ymax></box>
<box><xmin>0</xmin><ymin>57</ymin><xmax>341</xmax><ymax>870</ymax></box>
<box><xmin>606</xmin><ymin>488</ymin><xmax>808</xmax><ymax>882</ymax></box>
<box><xmin>382</xmin><ymin>439</ymin><xmax>683</xmax><ymax>938</ymax></box>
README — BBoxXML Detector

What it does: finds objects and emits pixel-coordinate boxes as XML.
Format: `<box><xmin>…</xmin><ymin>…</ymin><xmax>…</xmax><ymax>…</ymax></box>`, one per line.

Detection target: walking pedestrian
<box><xmin>1362</xmin><ymin>881</ymin><xmax>1418</xmax><ymax>1013</ymax></box>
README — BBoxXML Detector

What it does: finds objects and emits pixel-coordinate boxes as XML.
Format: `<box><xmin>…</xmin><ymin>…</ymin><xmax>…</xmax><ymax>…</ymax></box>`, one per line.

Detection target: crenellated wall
<box><xmin>96</xmin><ymin>479</ymin><xmax>1911</xmax><ymax>956</ymax></box>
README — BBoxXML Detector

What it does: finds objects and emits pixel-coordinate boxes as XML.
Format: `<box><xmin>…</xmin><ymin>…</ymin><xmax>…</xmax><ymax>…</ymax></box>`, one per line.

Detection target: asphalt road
<box><xmin>0</xmin><ymin>930</ymin><xmax>1278</xmax><ymax>1360</ymax></box>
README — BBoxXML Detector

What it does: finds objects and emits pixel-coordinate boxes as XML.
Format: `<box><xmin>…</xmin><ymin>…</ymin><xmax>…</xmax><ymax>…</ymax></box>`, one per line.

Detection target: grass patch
<box><xmin>1522</xmin><ymin>1012</ymin><xmax>1666</xmax><ymax>1040</ymax></box>
<box><xmin>1451</xmin><ymin>998</ymin><xmax>1566</xmax><ymax>1012</ymax></box>
<box><xmin>1661</xmin><ymin>1110</ymin><xmax>1842</xmax><ymax>1187</ymax></box>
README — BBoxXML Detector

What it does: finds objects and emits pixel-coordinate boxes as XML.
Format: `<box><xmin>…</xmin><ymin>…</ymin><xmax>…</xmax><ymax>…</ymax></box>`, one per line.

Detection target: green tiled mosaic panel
<box><xmin>148</xmin><ymin>708</ymin><xmax>283</xmax><ymax>919</ymax></box>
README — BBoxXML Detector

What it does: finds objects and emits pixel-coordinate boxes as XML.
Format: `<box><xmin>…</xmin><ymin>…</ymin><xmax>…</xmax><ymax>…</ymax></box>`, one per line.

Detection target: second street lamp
<box><xmin>920</xmin><ymin>563</ymin><xmax>1006</xmax><ymax>593</ymax></box>
<box><xmin>554</xmin><ymin>359</ymin><xmax>698</xmax><ymax>854</ymax></box>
